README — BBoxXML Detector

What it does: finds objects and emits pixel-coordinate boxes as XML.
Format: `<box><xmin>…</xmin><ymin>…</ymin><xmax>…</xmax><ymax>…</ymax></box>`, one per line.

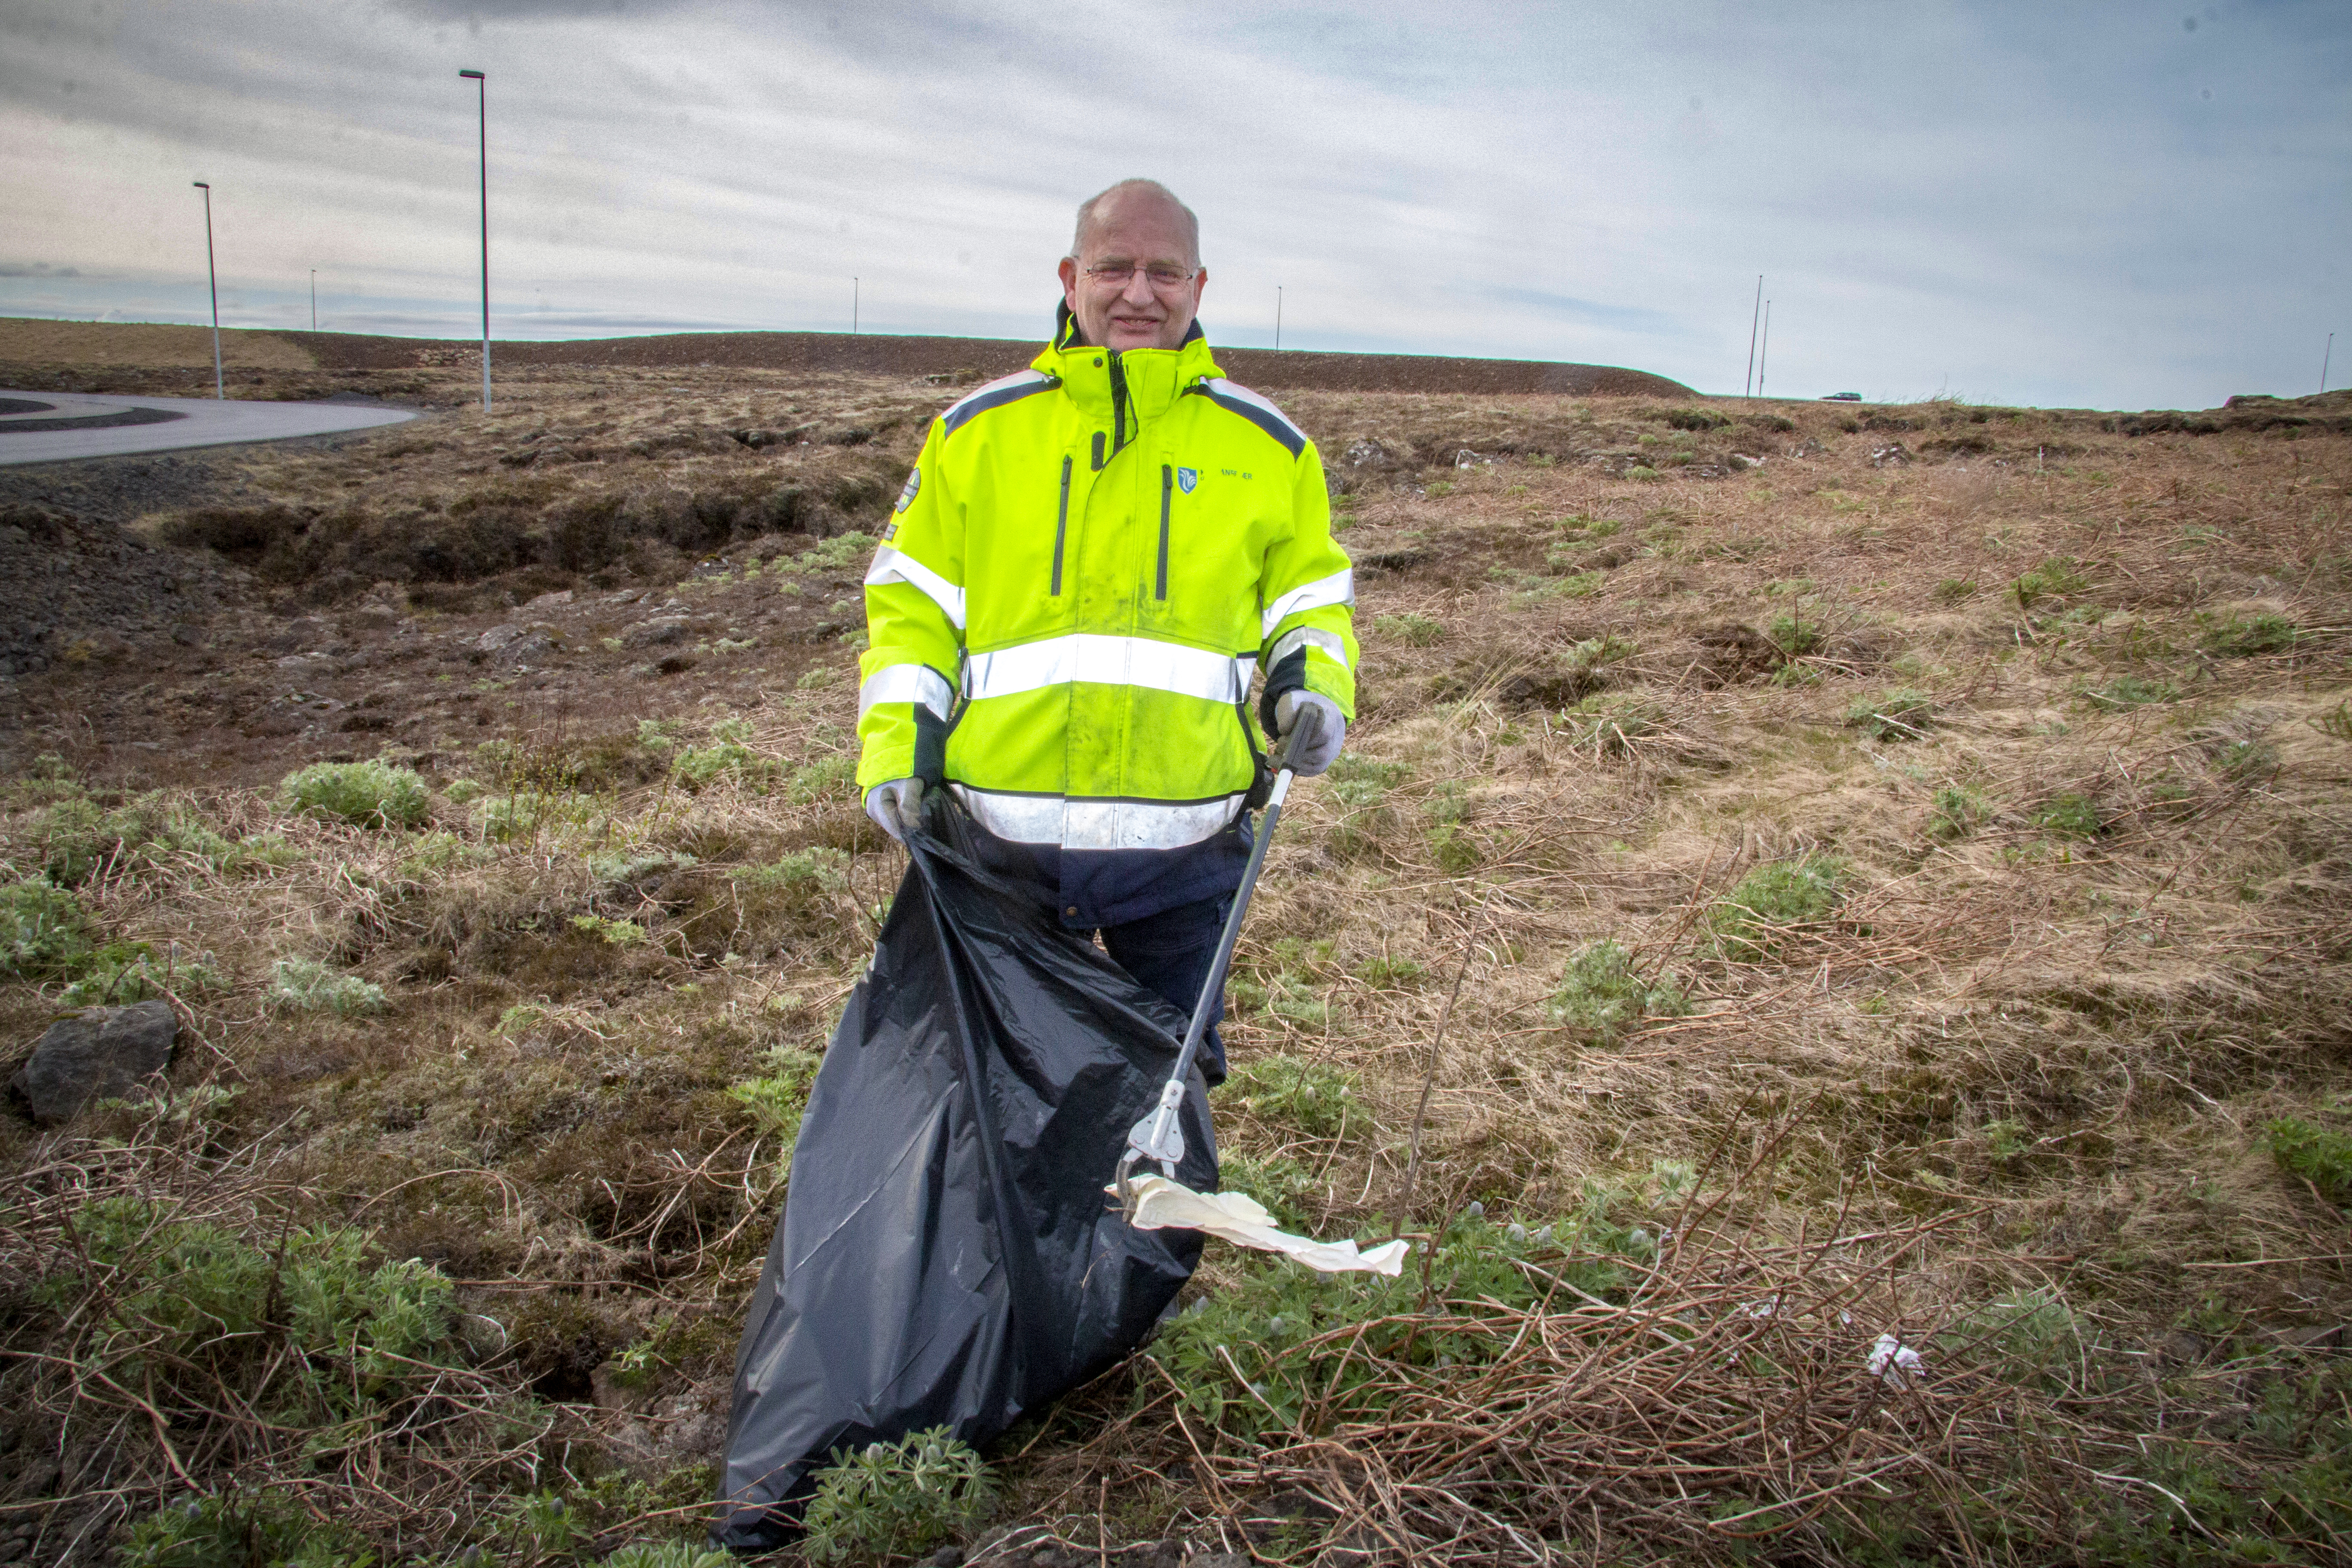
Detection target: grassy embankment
<box><xmin>2</xmin><ymin>351</ymin><xmax>2349</xmax><ymax>1563</ymax></box>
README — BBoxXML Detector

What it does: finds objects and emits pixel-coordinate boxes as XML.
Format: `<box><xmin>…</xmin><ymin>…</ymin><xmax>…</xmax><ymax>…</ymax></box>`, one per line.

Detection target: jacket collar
<box><xmin>1035</xmin><ymin>301</ymin><xmax>1222</xmax><ymax>427</ymax></box>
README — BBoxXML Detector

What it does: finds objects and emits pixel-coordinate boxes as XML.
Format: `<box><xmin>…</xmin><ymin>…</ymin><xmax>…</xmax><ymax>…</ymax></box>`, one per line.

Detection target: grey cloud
<box><xmin>0</xmin><ymin>263</ymin><xmax>82</xmax><ymax>278</ymax></box>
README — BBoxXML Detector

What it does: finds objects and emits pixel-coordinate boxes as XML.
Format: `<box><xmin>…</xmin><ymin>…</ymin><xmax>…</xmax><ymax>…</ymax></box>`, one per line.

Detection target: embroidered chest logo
<box><xmin>1176</xmin><ymin>466</ymin><xmax>1198</xmax><ymax>494</ymax></box>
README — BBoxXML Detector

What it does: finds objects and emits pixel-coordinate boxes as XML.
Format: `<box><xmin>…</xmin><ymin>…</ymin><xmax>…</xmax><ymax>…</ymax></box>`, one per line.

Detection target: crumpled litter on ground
<box><xmin>1867</xmin><ymin>1333</ymin><xmax>1927</xmax><ymax>1385</ymax></box>
<box><xmin>1118</xmin><ymin>1176</ymin><xmax>1412</xmax><ymax>1275</ymax></box>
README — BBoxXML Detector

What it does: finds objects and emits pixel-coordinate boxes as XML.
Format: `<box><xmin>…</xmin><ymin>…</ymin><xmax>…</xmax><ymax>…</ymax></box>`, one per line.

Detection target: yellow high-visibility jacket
<box><xmin>856</xmin><ymin>310</ymin><xmax>1356</xmax><ymax>918</ymax></box>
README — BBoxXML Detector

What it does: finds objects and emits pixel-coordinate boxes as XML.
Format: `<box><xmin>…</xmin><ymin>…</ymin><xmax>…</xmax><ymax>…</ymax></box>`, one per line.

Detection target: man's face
<box><xmin>1057</xmin><ymin>193</ymin><xmax>1207</xmax><ymax>352</ymax></box>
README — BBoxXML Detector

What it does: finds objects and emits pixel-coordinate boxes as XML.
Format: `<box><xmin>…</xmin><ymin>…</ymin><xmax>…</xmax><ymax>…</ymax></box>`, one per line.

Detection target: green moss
<box><xmin>2264</xmin><ymin>1117</ymin><xmax>2352</xmax><ymax>1204</ymax></box>
<box><xmin>267</xmin><ymin>956</ymin><xmax>387</xmax><ymax>1017</ymax></box>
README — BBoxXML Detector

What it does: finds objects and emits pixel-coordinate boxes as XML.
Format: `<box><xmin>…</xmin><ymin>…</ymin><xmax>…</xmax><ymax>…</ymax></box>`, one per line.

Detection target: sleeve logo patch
<box><xmin>1176</xmin><ymin>466</ymin><xmax>1198</xmax><ymax>494</ymax></box>
<box><xmin>894</xmin><ymin>467</ymin><xmax>922</xmax><ymax>513</ymax></box>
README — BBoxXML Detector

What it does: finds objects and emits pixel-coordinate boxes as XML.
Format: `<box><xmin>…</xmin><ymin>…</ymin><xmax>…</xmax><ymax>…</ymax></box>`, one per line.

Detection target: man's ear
<box><xmin>1057</xmin><ymin>255</ymin><xmax>1080</xmax><ymax>313</ymax></box>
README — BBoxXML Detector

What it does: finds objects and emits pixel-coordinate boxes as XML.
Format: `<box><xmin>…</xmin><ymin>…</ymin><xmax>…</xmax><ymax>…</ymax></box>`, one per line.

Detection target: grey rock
<box><xmin>13</xmin><ymin>1001</ymin><xmax>177</xmax><ymax>1124</ymax></box>
<box><xmin>522</xmin><ymin>589</ymin><xmax>574</xmax><ymax>612</ymax></box>
<box><xmin>1184</xmin><ymin>1556</ymin><xmax>1249</xmax><ymax>1568</ymax></box>
<box><xmin>623</xmin><ymin>617</ymin><xmax>691</xmax><ymax>649</ymax></box>
<box><xmin>475</xmin><ymin>623</ymin><xmax>526</xmax><ymax>652</ymax></box>
<box><xmin>929</xmin><ymin>1547</ymin><xmax>965</xmax><ymax>1568</ymax></box>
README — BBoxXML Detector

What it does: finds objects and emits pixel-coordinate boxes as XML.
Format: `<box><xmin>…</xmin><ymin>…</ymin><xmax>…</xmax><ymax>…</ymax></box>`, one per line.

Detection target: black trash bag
<box><xmin>711</xmin><ymin>812</ymin><xmax>1217</xmax><ymax>1550</ymax></box>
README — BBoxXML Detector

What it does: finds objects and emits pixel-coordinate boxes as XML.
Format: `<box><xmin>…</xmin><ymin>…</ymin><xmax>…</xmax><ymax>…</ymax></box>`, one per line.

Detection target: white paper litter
<box><xmin>1866</xmin><ymin>1333</ymin><xmax>1926</xmax><ymax>1385</ymax></box>
<box><xmin>1117</xmin><ymin>1175</ymin><xmax>1412</xmax><ymax>1275</ymax></box>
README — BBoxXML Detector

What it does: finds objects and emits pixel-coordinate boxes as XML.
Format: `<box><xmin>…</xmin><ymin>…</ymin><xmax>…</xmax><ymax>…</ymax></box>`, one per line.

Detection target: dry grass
<box><xmin>1</xmin><ymin>363</ymin><xmax>2349</xmax><ymax>1561</ymax></box>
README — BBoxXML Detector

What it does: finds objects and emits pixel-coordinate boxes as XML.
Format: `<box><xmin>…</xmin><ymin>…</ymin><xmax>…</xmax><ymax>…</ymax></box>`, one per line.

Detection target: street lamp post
<box><xmin>459</xmin><ymin>69</ymin><xmax>490</xmax><ymax>412</ymax></box>
<box><xmin>193</xmin><ymin>182</ymin><xmax>223</xmax><ymax>399</ymax></box>
<box><xmin>1275</xmin><ymin>285</ymin><xmax>1282</xmax><ymax>352</ymax></box>
<box><xmin>1758</xmin><ymin>300</ymin><xmax>1771</xmax><ymax>399</ymax></box>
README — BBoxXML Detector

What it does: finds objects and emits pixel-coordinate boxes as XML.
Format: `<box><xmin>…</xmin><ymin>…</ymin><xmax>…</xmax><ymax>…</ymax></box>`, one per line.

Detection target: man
<box><xmin>853</xmin><ymin>178</ymin><xmax>1355</xmax><ymax>1081</ymax></box>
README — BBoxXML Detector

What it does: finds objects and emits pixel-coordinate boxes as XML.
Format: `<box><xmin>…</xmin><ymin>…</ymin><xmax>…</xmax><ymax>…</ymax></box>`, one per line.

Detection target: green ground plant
<box><xmin>1709</xmin><ymin>855</ymin><xmax>1847</xmax><ymax>961</ymax></box>
<box><xmin>44</xmin><ymin>1197</ymin><xmax>459</xmax><ymax>1426</ymax></box>
<box><xmin>1372</xmin><ymin>611</ymin><xmax>1444</xmax><ymax>645</ymax></box>
<box><xmin>24</xmin><ymin>793</ymin><xmax>250</xmax><ymax>884</ymax></box>
<box><xmin>1217</xmin><ymin>1152</ymin><xmax>1322</xmax><ymax>1231</ymax></box>
<box><xmin>1145</xmin><ymin>1217</ymin><xmax>1634</xmax><ymax>1442</ymax></box>
<box><xmin>801</xmin><ymin>1427</ymin><xmax>994</xmax><ymax>1564</ymax></box>
<box><xmin>2009</xmin><ymin>555</ymin><xmax>2092</xmax><ymax>611</ymax></box>
<box><xmin>1844</xmin><ymin>687</ymin><xmax>1936</xmax><ymax>741</ymax></box>
<box><xmin>117</xmin><ymin>1488</ymin><xmax>374</xmax><ymax>1568</ymax></box>
<box><xmin>2200</xmin><ymin>610</ymin><xmax>2299</xmax><ymax>656</ymax></box>
<box><xmin>0</xmin><ymin>878</ymin><xmax>91</xmax><ymax>979</ymax></box>
<box><xmin>1928</xmin><ymin>784</ymin><xmax>1990</xmax><ymax>842</ymax></box>
<box><xmin>58</xmin><ymin>940</ymin><xmax>226</xmax><ymax>1007</ymax></box>
<box><xmin>2034</xmin><ymin>792</ymin><xmax>2105</xmax><ymax>839</ymax></box>
<box><xmin>726</xmin><ymin>1045</ymin><xmax>823</xmax><ymax>1158</ymax></box>
<box><xmin>1544</xmin><ymin>939</ymin><xmax>1688</xmax><ymax>1046</ymax></box>
<box><xmin>673</xmin><ymin>718</ymin><xmax>776</xmax><ymax>790</ymax></box>
<box><xmin>2263</xmin><ymin>1117</ymin><xmax>2352</xmax><ymax>1204</ymax></box>
<box><xmin>1221</xmin><ymin>1053</ymin><xmax>1366</xmax><ymax>1139</ymax></box>
<box><xmin>267</xmin><ymin>956</ymin><xmax>388</xmax><ymax>1017</ymax></box>
<box><xmin>279</xmin><ymin>760</ymin><xmax>431</xmax><ymax>829</ymax></box>
<box><xmin>2081</xmin><ymin>674</ymin><xmax>2179</xmax><ymax>710</ymax></box>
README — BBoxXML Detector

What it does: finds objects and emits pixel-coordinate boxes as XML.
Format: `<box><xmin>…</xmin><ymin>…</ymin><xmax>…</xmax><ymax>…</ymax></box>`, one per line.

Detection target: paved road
<box><xmin>0</xmin><ymin>388</ymin><xmax>417</xmax><ymax>466</ymax></box>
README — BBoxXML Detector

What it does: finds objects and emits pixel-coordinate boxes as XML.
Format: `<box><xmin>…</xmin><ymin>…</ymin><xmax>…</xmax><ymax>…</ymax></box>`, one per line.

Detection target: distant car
<box><xmin>1821</xmin><ymin>392</ymin><xmax>1862</xmax><ymax>401</ymax></box>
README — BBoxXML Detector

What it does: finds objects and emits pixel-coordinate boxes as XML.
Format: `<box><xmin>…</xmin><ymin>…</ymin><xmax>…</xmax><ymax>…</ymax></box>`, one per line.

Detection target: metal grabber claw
<box><xmin>1113</xmin><ymin>707</ymin><xmax>1323</xmax><ymax>1222</ymax></box>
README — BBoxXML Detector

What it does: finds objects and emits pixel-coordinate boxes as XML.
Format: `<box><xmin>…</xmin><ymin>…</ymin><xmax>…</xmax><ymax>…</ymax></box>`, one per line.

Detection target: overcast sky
<box><xmin>3</xmin><ymin>1</ymin><xmax>2346</xmax><ymax>409</ymax></box>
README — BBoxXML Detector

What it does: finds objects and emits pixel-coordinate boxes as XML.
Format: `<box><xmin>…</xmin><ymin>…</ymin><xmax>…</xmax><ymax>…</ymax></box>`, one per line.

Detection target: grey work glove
<box><xmin>864</xmin><ymin>778</ymin><xmax>926</xmax><ymax>842</ymax></box>
<box><xmin>1274</xmin><ymin>690</ymin><xmax>1345</xmax><ymax>777</ymax></box>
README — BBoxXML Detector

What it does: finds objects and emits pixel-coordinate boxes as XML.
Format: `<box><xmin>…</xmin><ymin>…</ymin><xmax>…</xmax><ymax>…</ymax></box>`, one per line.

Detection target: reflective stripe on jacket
<box><xmin>856</xmin><ymin>309</ymin><xmax>1357</xmax><ymax>855</ymax></box>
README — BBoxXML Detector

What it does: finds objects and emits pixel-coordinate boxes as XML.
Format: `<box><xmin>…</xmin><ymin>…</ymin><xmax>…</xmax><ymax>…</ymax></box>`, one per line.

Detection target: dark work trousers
<box><xmin>1098</xmin><ymin>895</ymin><xmax>1233</xmax><ymax>1087</ymax></box>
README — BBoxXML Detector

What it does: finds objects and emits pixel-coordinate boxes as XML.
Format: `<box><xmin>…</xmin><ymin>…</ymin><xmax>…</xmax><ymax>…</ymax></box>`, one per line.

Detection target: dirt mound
<box><xmin>300</xmin><ymin>327</ymin><xmax>1697</xmax><ymax>398</ymax></box>
<box><xmin>0</xmin><ymin>318</ymin><xmax>315</xmax><ymax>372</ymax></box>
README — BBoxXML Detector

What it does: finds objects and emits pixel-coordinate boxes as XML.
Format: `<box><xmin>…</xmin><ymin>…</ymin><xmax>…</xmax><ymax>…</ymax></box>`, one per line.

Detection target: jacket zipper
<box><xmin>1051</xmin><ymin>456</ymin><xmax>1071</xmax><ymax>596</ymax></box>
<box><xmin>1108</xmin><ymin>350</ymin><xmax>1129</xmax><ymax>456</ymax></box>
<box><xmin>1157</xmin><ymin>463</ymin><xmax>1173</xmax><ymax>600</ymax></box>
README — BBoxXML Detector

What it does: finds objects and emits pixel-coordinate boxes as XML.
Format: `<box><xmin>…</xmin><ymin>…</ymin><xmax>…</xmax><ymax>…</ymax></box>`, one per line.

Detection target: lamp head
<box><xmin>192</xmin><ymin>181</ymin><xmax>208</xmax><ymax>189</ymax></box>
<box><xmin>459</xmin><ymin>69</ymin><xmax>484</xmax><ymax>79</ymax></box>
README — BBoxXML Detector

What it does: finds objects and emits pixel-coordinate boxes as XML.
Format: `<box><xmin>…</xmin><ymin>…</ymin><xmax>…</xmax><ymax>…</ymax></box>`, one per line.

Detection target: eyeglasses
<box><xmin>1080</xmin><ymin>260</ymin><xmax>1197</xmax><ymax>291</ymax></box>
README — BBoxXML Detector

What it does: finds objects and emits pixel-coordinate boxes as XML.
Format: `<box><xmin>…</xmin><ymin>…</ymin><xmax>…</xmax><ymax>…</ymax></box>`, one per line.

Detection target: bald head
<box><xmin>1059</xmin><ymin>178</ymin><xmax>1209</xmax><ymax>352</ymax></box>
<box><xmin>1071</xmin><ymin>179</ymin><xmax>1200</xmax><ymax>270</ymax></box>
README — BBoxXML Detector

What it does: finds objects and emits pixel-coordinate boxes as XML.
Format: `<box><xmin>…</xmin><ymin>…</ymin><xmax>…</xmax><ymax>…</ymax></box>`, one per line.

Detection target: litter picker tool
<box><xmin>1115</xmin><ymin>707</ymin><xmax>1323</xmax><ymax>1216</ymax></box>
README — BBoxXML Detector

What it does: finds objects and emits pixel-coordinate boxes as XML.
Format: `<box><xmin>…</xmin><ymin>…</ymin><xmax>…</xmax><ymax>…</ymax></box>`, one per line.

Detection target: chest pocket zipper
<box><xmin>1157</xmin><ymin>463</ymin><xmax>1173</xmax><ymax>600</ymax></box>
<box><xmin>1052</xmin><ymin>455</ymin><xmax>1071</xmax><ymax>596</ymax></box>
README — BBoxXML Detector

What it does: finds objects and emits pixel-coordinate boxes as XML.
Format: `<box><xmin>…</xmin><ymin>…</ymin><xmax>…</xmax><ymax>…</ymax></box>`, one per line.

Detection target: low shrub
<box><xmin>1544</xmin><ymin>939</ymin><xmax>1687</xmax><ymax>1046</ymax></box>
<box><xmin>118</xmin><ymin>1488</ymin><xmax>373</xmax><ymax>1568</ymax></box>
<box><xmin>2009</xmin><ymin>556</ymin><xmax>2092</xmax><ymax>611</ymax></box>
<box><xmin>726</xmin><ymin>1046</ymin><xmax>822</xmax><ymax>1159</ymax></box>
<box><xmin>1146</xmin><ymin>1215</ymin><xmax>1638</xmax><ymax>1441</ymax></box>
<box><xmin>1217</xmin><ymin>1152</ymin><xmax>1322</xmax><ymax>1232</ymax></box>
<box><xmin>268</xmin><ymin>956</ymin><xmax>387</xmax><ymax>1017</ymax></box>
<box><xmin>1372</xmin><ymin>612</ymin><xmax>1445</xmax><ymax>646</ymax></box>
<box><xmin>1565</xmin><ymin>694</ymin><xmax>1670</xmax><ymax>758</ymax></box>
<box><xmin>2264</xmin><ymin>1117</ymin><xmax>2352</xmax><ymax>1204</ymax></box>
<box><xmin>674</xmin><ymin>719</ymin><xmax>776</xmax><ymax>790</ymax></box>
<box><xmin>1709</xmin><ymin>855</ymin><xmax>1847</xmax><ymax>961</ymax></box>
<box><xmin>1928</xmin><ymin>784</ymin><xmax>1989</xmax><ymax>842</ymax></box>
<box><xmin>1354</xmin><ymin>955</ymin><xmax>1426</xmax><ymax>988</ymax></box>
<box><xmin>2080</xmin><ymin>675</ymin><xmax>2178</xmax><ymax>710</ymax></box>
<box><xmin>58</xmin><ymin>940</ymin><xmax>226</xmax><ymax>1007</ymax></box>
<box><xmin>786</xmin><ymin>753</ymin><xmax>859</xmax><ymax>805</ymax></box>
<box><xmin>1844</xmin><ymin>688</ymin><xmax>1936</xmax><ymax>741</ymax></box>
<box><xmin>801</xmin><ymin>1426</ymin><xmax>994</xmax><ymax>1564</ymax></box>
<box><xmin>2034</xmin><ymin>792</ymin><xmax>2104</xmax><ymax>839</ymax></box>
<box><xmin>2200</xmin><ymin>611</ymin><xmax>2298</xmax><ymax>657</ymax></box>
<box><xmin>26</xmin><ymin>793</ymin><xmax>245</xmax><ymax>885</ymax></box>
<box><xmin>0</xmin><ymin>879</ymin><xmax>92</xmax><ymax>980</ymax></box>
<box><xmin>1222</xmin><ymin>1053</ymin><xmax>1365</xmax><ymax>1139</ymax></box>
<box><xmin>40</xmin><ymin>1197</ymin><xmax>459</xmax><ymax>1425</ymax></box>
<box><xmin>1763</xmin><ymin>609</ymin><xmax>1823</xmax><ymax>660</ymax></box>
<box><xmin>279</xmin><ymin>760</ymin><xmax>430</xmax><ymax>829</ymax></box>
